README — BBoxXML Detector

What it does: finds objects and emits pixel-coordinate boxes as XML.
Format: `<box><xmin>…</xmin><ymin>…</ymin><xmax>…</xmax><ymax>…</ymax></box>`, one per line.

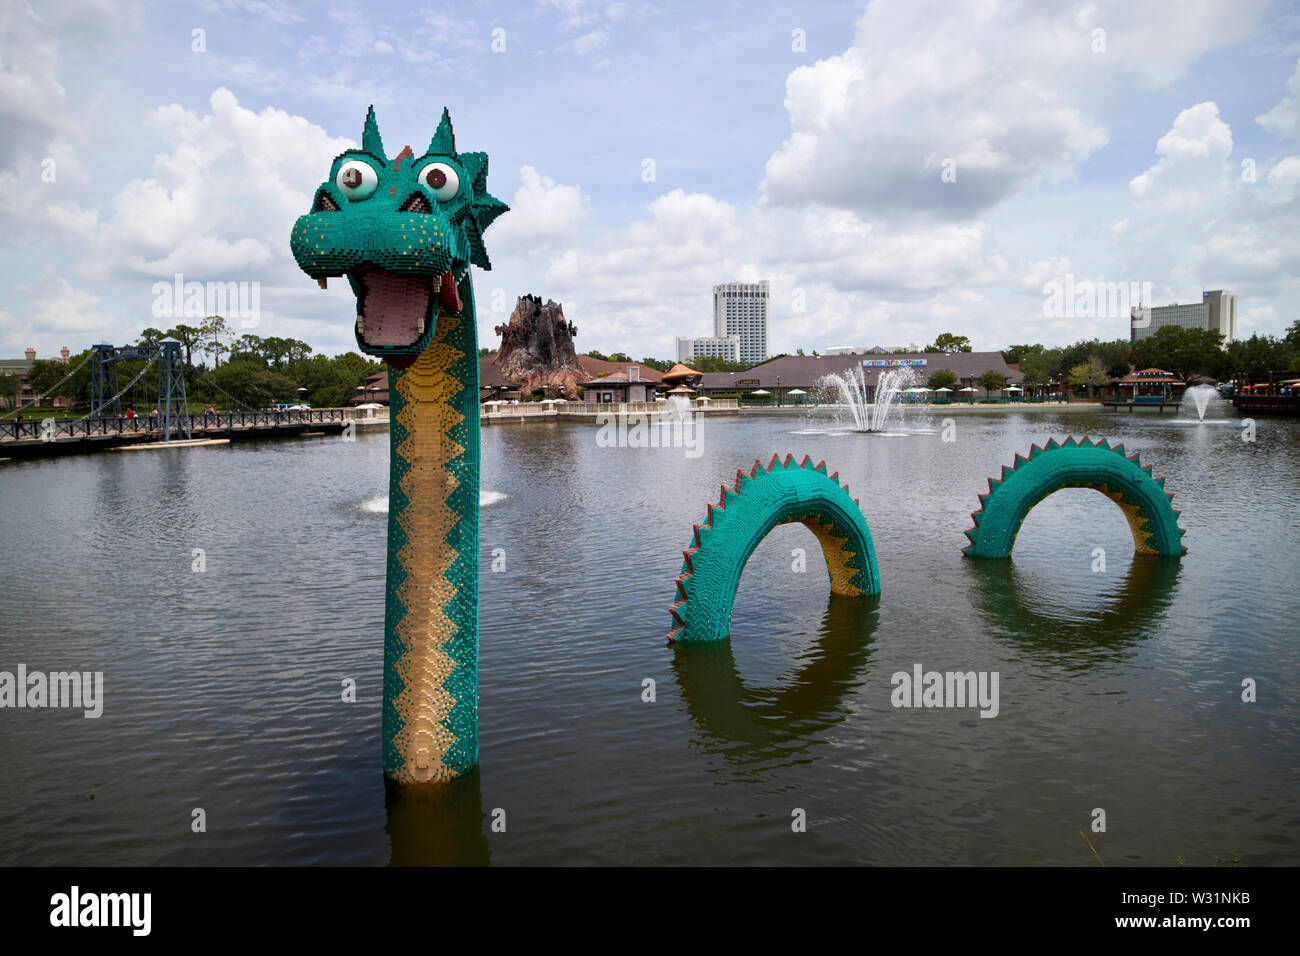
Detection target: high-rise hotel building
<box><xmin>713</xmin><ymin>280</ymin><xmax>769</xmax><ymax>365</ymax></box>
<box><xmin>1130</xmin><ymin>289</ymin><xmax>1238</xmax><ymax>346</ymax></box>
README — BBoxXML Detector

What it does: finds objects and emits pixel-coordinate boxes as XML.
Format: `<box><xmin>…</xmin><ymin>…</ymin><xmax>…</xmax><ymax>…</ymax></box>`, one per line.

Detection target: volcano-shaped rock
<box><xmin>493</xmin><ymin>295</ymin><xmax>586</xmax><ymax>399</ymax></box>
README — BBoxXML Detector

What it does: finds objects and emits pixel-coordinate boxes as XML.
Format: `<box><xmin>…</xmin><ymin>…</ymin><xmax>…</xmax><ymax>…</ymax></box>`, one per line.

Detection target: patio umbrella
<box><xmin>1006</xmin><ymin>385</ymin><xmax>1022</xmax><ymax>392</ymax></box>
<box><xmin>787</xmin><ymin>389</ymin><xmax>806</xmax><ymax>395</ymax></box>
<box><xmin>957</xmin><ymin>387</ymin><xmax>976</xmax><ymax>392</ymax></box>
<box><xmin>934</xmin><ymin>387</ymin><xmax>953</xmax><ymax>392</ymax></box>
<box><xmin>750</xmin><ymin>389</ymin><xmax>770</xmax><ymax>395</ymax></box>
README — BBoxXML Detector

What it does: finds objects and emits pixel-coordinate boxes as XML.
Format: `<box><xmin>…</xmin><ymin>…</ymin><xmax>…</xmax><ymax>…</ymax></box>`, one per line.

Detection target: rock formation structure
<box><xmin>493</xmin><ymin>295</ymin><xmax>586</xmax><ymax>399</ymax></box>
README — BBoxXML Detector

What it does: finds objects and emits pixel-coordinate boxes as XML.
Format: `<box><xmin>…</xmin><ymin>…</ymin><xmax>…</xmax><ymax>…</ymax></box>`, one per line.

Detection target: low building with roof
<box><xmin>694</xmin><ymin>351</ymin><xmax>1020</xmax><ymax>403</ymax></box>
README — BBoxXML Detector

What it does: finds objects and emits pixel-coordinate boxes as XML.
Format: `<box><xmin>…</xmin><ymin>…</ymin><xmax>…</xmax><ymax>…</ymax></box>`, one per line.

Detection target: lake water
<box><xmin>1</xmin><ymin>403</ymin><xmax>1297</xmax><ymax>865</ymax></box>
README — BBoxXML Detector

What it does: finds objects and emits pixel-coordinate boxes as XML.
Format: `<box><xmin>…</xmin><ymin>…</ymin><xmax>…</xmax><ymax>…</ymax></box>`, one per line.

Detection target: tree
<box><xmin>0</xmin><ymin>373</ymin><xmax>20</xmax><ymax>408</ymax></box>
<box><xmin>796</xmin><ymin>348</ymin><xmax>805</xmax><ymax>356</ymax></box>
<box><xmin>927</xmin><ymin>368</ymin><xmax>957</xmax><ymax>391</ymax></box>
<box><xmin>1002</xmin><ymin>343</ymin><xmax>1043</xmax><ymax>365</ymax></box>
<box><xmin>207</xmin><ymin>360</ymin><xmax>298</xmax><ymax>408</ymax></box>
<box><xmin>1067</xmin><ymin>358</ymin><xmax>1108</xmax><ymax>398</ymax></box>
<box><xmin>167</xmin><ymin>324</ymin><xmax>201</xmax><ymax>369</ymax></box>
<box><xmin>200</xmin><ymin>315</ymin><xmax>232</xmax><ymax>368</ymax></box>
<box><xmin>1016</xmin><ymin>348</ymin><xmax>1060</xmax><ymax>391</ymax></box>
<box><xmin>928</xmin><ymin>332</ymin><xmax>972</xmax><ymax>353</ymax></box>
<box><xmin>688</xmin><ymin>355</ymin><xmax>750</xmax><ymax>373</ymax></box>
<box><xmin>638</xmin><ymin>357</ymin><xmax>673</xmax><ymax>373</ymax></box>
<box><xmin>1132</xmin><ymin>326</ymin><xmax>1226</xmax><ymax>380</ymax></box>
<box><xmin>976</xmin><ymin>369</ymin><xmax>1008</xmax><ymax>396</ymax></box>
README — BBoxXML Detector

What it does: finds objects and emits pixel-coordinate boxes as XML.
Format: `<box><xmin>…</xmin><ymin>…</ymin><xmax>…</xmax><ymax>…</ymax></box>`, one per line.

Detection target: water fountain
<box><xmin>1180</xmin><ymin>383</ymin><xmax>1223</xmax><ymax>422</ymax></box>
<box><xmin>819</xmin><ymin>366</ymin><xmax>917</xmax><ymax>432</ymax></box>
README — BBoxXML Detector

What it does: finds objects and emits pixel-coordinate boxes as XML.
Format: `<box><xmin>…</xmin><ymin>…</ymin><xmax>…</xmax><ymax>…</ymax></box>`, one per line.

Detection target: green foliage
<box><xmin>200</xmin><ymin>315</ymin><xmax>232</xmax><ymax>367</ymax></box>
<box><xmin>1132</xmin><ymin>326</ymin><xmax>1229</xmax><ymax>380</ymax></box>
<box><xmin>24</xmin><ymin>352</ymin><xmax>94</xmax><ymax>405</ymax></box>
<box><xmin>228</xmin><ymin>334</ymin><xmax>314</xmax><ymax>368</ymax></box>
<box><xmin>638</xmin><ymin>357</ymin><xmax>673</xmax><ymax>373</ymax></box>
<box><xmin>0</xmin><ymin>374</ymin><xmax>20</xmax><ymax>407</ymax></box>
<box><xmin>1224</xmin><ymin>332</ymin><xmax>1294</xmax><ymax>379</ymax></box>
<box><xmin>687</xmin><ymin>355</ymin><xmax>749</xmax><ymax>373</ymax></box>
<box><xmin>927</xmin><ymin>368</ymin><xmax>958</xmax><ymax>390</ymax></box>
<box><xmin>976</xmin><ymin>369</ymin><xmax>1008</xmax><ymax>393</ymax></box>
<box><xmin>1067</xmin><ymin>358</ymin><xmax>1108</xmax><ymax>397</ymax></box>
<box><xmin>928</xmin><ymin>332</ymin><xmax>972</xmax><ymax>353</ymax></box>
<box><xmin>1002</xmin><ymin>343</ymin><xmax>1041</xmax><ymax>365</ymax></box>
<box><xmin>1017</xmin><ymin>347</ymin><xmax>1062</xmax><ymax>386</ymax></box>
<box><xmin>207</xmin><ymin>360</ymin><xmax>299</xmax><ymax>408</ymax></box>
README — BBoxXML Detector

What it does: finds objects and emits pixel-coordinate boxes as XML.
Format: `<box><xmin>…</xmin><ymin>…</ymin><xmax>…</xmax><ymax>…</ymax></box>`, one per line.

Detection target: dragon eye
<box><xmin>422</xmin><ymin>163</ymin><xmax>460</xmax><ymax>201</ymax></box>
<box><xmin>336</xmin><ymin>160</ymin><xmax>378</xmax><ymax>200</ymax></box>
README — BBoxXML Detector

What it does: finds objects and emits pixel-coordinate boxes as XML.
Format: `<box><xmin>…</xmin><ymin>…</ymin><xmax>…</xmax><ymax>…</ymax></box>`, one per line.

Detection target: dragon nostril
<box><xmin>313</xmin><ymin>191</ymin><xmax>340</xmax><ymax>212</ymax></box>
<box><xmin>398</xmin><ymin>193</ymin><xmax>432</xmax><ymax>214</ymax></box>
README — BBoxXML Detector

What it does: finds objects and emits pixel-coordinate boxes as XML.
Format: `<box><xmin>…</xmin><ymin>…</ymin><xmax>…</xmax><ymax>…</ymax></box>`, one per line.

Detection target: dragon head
<box><xmin>291</xmin><ymin>106</ymin><xmax>508</xmax><ymax>362</ymax></box>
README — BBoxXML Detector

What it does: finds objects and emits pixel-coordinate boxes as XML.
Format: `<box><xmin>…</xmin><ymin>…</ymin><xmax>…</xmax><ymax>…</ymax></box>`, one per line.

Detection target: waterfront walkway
<box><xmin>0</xmin><ymin>408</ymin><xmax>387</xmax><ymax>459</ymax></box>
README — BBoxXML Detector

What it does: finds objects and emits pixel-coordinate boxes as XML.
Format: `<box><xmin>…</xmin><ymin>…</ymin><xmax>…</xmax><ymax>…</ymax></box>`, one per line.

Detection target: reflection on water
<box><xmin>967</xmin><ymin>556</ymin><xmax>1183</xmax><ymax>670</ymax></box>
<box><xmin>673</xmin><ymin>597</ymin><xmax>878</xmax><ymax>763</ymax></box>
<box><xmin>386</xmin><ymin>771</ymin><xmax>489</xmax><ymax>867</ymax></box>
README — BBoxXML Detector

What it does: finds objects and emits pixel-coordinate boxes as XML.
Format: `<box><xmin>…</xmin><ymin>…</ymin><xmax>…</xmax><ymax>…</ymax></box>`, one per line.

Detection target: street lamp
<box><xmin>776</xmin><ymin>375</ymin><xmax>781</xmax><ymax>408</ymax></box>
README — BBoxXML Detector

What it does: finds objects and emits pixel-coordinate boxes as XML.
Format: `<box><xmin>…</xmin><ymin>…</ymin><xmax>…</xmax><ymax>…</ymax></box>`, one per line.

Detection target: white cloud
<box><xmin>1257</xmin><ymin>57</ymin><xmax>1300</xmax><ymax>140</ymax></box>
<box><xmin>92</xmin><ymin>87</ymin><xmax>353</xmax><ymax>282</ymax></box>
<box><xmin>568</xmin><ymin>28</ymin><xmax>609</xmax><ymax>55</ymax></box>
<box><xmin>762</xmin><ymin>0</ymin><xmax>1264</xmax><ymax>219</ymax></box>
<box><xmin>1129</xmin><ymin>102</ymin><xmax>1234</xmax><ymax>216</ymax></box>
<box><xmin>491</xmin><ymin>166</ymin><xmax>591</xmax><ymax>250</ymax></box>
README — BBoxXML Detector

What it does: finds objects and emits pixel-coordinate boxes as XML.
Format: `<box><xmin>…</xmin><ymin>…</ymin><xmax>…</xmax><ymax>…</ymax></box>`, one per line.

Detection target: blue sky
<box><xmin>2</xmin><ymin>0</ymin><xmax>1298</xmax><ymax>363</ymax></box>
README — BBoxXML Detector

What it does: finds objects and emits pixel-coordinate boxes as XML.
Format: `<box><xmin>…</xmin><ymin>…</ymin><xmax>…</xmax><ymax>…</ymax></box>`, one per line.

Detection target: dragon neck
<box><xmin>381</xmin><ymin>274</ymin><xmax>481</xmax><ymax>785</ymax></box>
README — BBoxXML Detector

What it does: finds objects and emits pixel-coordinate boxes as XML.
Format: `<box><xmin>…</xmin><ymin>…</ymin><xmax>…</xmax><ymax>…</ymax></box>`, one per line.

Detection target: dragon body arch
<box><xmin>962</xmin><ymin>437</ymin><xmax>1187</xmax><ymax>559</ymax></box>
<box><xmin>668</xmin><ymin>455</ymin><xmax>881</xmax><ymax>643</ymax></box>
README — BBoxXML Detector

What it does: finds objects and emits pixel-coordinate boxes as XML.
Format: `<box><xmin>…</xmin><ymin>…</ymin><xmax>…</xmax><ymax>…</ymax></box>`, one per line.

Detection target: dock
<box><xmin>1101</xmin><ymin>400</ymin><xmax>1181</xmax><ymax>413</ymax></box>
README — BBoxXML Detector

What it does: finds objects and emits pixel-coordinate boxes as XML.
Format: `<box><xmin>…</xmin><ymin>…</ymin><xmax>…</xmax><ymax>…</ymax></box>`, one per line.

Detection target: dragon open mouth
<box><xmin>353</xmin><ymin>267</ymin><xmax>436</xmax><ymax>349</ymax></box>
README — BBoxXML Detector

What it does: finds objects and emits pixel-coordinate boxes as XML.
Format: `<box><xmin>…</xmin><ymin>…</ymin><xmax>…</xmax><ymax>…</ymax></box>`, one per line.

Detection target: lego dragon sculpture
<box><xmin>292</xmin><ymin>107</ymin><xmax>507</xmax><ymax>786</ymax></box>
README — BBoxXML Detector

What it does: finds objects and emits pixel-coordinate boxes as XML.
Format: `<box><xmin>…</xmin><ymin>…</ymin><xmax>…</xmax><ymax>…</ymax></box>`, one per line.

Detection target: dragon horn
<box><xmin>428</xmin><ymin>107</ymin><xmax>456</xmax><ymax>156</ymax></box>
<box><xmin>362</xmin><ymin>105</ymin><xmax>387</xmax><ymax>163</ymax></box>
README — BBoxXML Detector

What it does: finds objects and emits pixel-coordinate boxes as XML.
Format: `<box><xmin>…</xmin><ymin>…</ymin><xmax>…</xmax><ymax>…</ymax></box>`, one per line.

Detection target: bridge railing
<box><xmin>0</xmin><ymin>408</ymin><xmax>353</xmax><ymax>442</ymax></box>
